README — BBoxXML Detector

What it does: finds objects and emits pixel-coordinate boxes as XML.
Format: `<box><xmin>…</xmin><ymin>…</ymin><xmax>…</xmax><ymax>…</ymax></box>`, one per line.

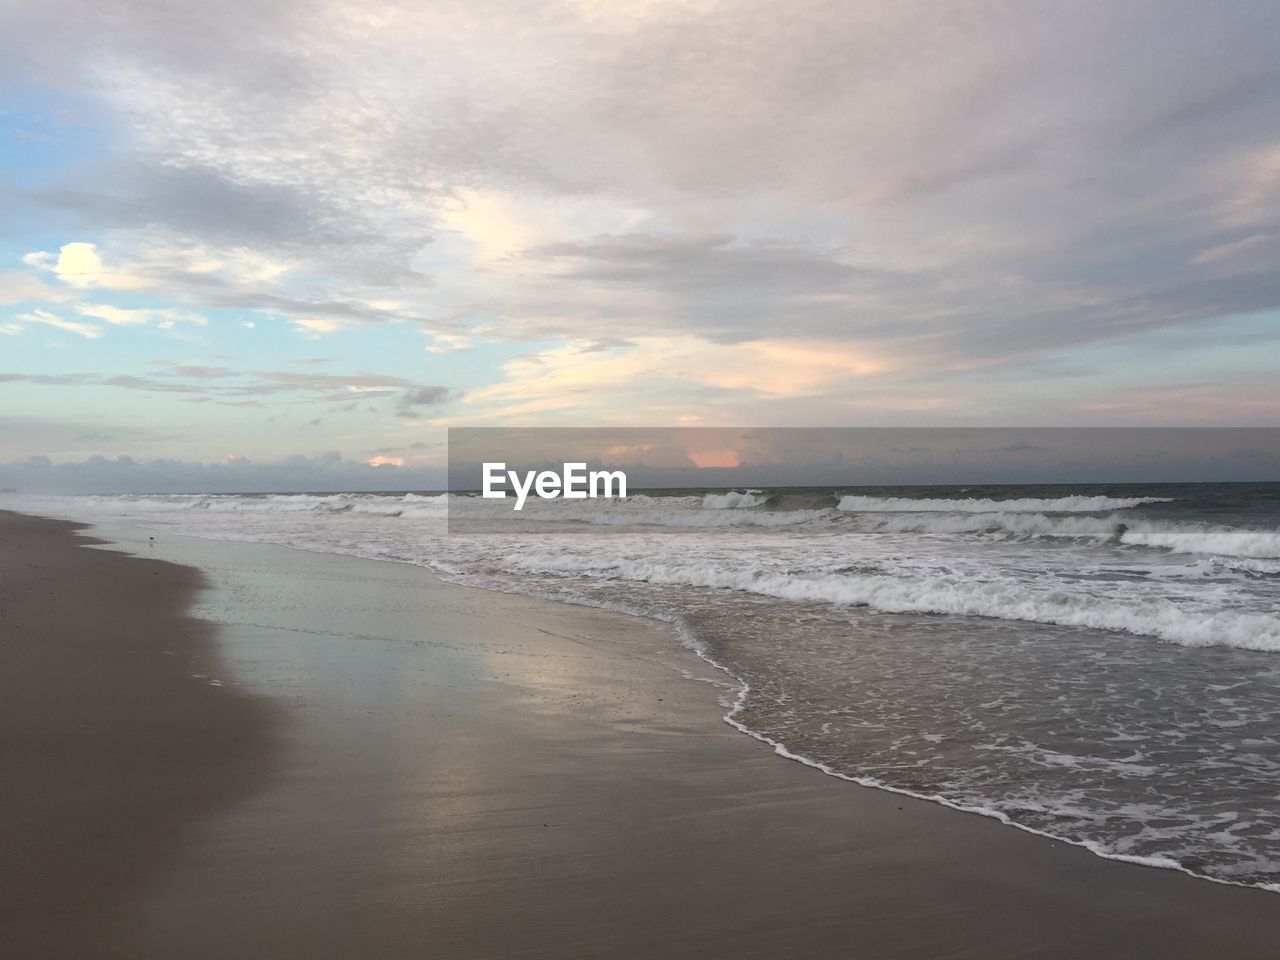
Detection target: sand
<box><xmin>5</xmin><ymin>509</ymin><xmax>1280</xmax><ymax>958</ymax></box>
<box><xmin>0</xmin><ymin>511</ymin><xmax>272</xmax><ymax>958</ymax></box>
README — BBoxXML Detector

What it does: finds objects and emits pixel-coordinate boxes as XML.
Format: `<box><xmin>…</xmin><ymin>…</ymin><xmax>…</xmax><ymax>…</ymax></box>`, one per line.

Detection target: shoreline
<box><xmin>468</xmin><ymin>585</ymin><xmax>1279</xmax><ymax>897</ymax></box>
<box><xmin>7</xmin><ymin>509</ymin><xmax>1280</xmax><ymax>957</ymax></box>
<box><xmin>684</xmin><ymin>626</ymin><xmax>1280</xmax><ymax>896</ymax></box>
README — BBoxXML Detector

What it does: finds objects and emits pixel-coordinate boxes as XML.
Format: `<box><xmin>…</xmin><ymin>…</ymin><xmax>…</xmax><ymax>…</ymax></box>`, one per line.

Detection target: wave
<box><xmin>37</xmin><ymin>490</ymin><xmax>832</xmax><ymax>530</ymax></box>
<box><xmin>68</xmin><ymin>492</ymin><xmax>450</xmax><ymax>519</ymax></box>
<box><xmin>837</xmin><ymin>494</ymin><xmax>1174</xmax><ymax>513</ymax></box>
<box><xmin>1201</xmin><ymin>557</ymin><xmax>1280</xmax><ymax>577</ymax></box>
<box><xmin>849</xmin><ymin>511</ymin><xmax>1280</xmax><ymax>558</ymax></box>
<box><xmin>670</xmin><ymin>619</ymin><xmax>1279</xmax><ymax>896</ymax></box>
<box><xmin>702</xmin><ymin>489</ymin><xmax>769</xmax><ymax>509</ymax></box>
<box><xmin>447</xmin><ymin>493</ymin><xmax>829</xmax><ymax>527</ymax></box>
<box><xmin>510</xmin><ymin>551</ymin><xmax>1280</xmax><ymax>651</ymax></box>
<box><xmin>1119</xmin><ymin>528</ymin><xmax>1280</xmax><ymax>560</ymax></box>
<box><xmin>20</xmin><ymin>492</ymin><xmax>1278</xmax><ymax>553</ymax></box>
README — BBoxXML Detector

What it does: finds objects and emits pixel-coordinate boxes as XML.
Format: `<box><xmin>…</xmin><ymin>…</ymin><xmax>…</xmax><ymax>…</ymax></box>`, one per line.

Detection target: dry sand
<box><xmin>5</xmin><ymin>509</ymin><xmax>1280</xmax><ymax>958</ymax></box>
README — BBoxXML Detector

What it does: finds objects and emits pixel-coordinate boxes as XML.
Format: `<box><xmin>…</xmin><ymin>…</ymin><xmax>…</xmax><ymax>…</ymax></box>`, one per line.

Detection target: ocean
<box><xmin>9</xmin><ymin>482</ymin><xmax>1280</xmax><ymax>890</ymax></box>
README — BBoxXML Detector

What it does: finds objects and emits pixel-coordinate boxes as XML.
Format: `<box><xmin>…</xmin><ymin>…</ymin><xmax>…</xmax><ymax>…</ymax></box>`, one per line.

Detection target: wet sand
<box><xmin>0</xmin><ymin>511</ymin><xmax>272</xmax><ymax>958</ymax></box>
<box><xmin>5</xmin><ymin>510</ymin><xmax>1280</xmax><ymax>958</ymax></box>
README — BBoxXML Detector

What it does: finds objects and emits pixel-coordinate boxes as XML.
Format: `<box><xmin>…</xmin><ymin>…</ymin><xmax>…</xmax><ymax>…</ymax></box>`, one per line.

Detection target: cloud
<box><xmin>37</xmin><ymin>162</ymin><xmax>344</xmax><ymax>248</ymax></box>
<box><xmin>1190</xmin><ymin>232</ymin><xmax>1280</xmax><ymax>273</ymax></box>
<box><xmin>395</xmin><ymin>385</ymin><xmax>451</xmax><ymax>416</ymax></box>
<box><xmin>19</xmin><ymin>308</ymin><xmax>104</xmax><ymax>339</ymax></box>
<box><xmin>0</xmin><ymin>373</ymin><xmax>92</xmax><ymax>385</ymax></box>
<box><xmin>0</xmin><ymin>271</ymin><xmax>68</xmax><ymax>306</ymax></box>
<box><xmin>1218</xmin><ymin>142</ymin><xmax>1280</xmax><ymax>228</ymax></box>
<box><xmin>3</xmin><ymin>0</ymin><xmax>1280</xmax><ymax>432</ymax></box>
<box><xmin>100</xmin><ymin>374</ymin><xmax>200</xmax><ymax>393</ymax></box>
<box><xmin>154</xmin><ymin>363</ymin><xmax>235</xmax><ymax>379</ymax></box>
<box><xmin>524</xmin><ymin>232</ymin><xmax>863</xmax><ymax>299</ymax></box>
<box><xmin>575</xmin><ymin>337</ymin><xmax>635</xmax><ymax>353</ymax></box>
<box><xmin>0</xmin><ymin>366</ymin><xmax>454</xmax><ymax>410</ymax></box>
<box><xmin>25</xmin><ymin>242</ymin><xmax>151</xmax><ymax>291</ymax></box>
<box><xmin>423</xmin><ymin>333</ymin><xmax>472</xmax><ymax>353</ymax></box>
<box><xmin>251</xmin><ymin>370</ymin><xmax>418</xmax><ymax>392</ymax></box>
<box><xmin>455</xmin><ymin>335</ymin><xmax>892</xmax><ymax>423</ymax></box>
<box><xmin>76</xmin><ymin>303</ymin><xmax>207</xmax><ymax>327</ymax></box>
<box><xmin>290</xmin><ymin>316</ymin><xmax>360</xmax><ymax>336</ymax></box>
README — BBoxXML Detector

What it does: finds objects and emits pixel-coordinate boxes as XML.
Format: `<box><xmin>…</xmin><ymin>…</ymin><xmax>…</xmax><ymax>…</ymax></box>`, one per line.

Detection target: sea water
<box><xmin>10</xmin><ymin>483</ymin><xmax>1280</xmax><ymax>889</ymax></box>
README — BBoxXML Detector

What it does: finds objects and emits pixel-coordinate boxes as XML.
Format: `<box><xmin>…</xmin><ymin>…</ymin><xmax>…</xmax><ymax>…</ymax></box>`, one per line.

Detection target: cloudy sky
<box><xmin>1</xmin><ymin>1</ymin><xmax>1278</xmax><ymax>489</ymax></box>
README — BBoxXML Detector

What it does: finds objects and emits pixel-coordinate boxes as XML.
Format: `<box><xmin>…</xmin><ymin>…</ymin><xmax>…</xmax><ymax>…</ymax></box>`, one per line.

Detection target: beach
<box><xmin>3</xmin><ymin>0</ymin><xmax>1276</xmax><ymax>952</ymax></box>
<box><xmin>5</xmin><ymin>507</ymin><xmax>1280</xmax><ymax>959</ymax></box>
<box><xmin>0</xmin><ymin>512</ymin><xmax>272</xmax><ymax>958</ymax></box>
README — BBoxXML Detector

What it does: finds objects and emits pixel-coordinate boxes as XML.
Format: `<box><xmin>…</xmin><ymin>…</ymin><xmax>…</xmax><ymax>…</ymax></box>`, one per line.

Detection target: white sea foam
<box><xmin>837</xmin><ymin>494</ymin><xmax>1173</xmax><ymax>513</ymax></box>
<box><xmin>9</xmin><ymin>490</ymin><xmax>1280</xmax><ymax>645</ymax></box>
<box><xmin>850</xmin><ymin>510</ymin><xmax>1280</xmax><ymax>558</ymax></box>
<box><xmin>67</xmin><ymin>491</ymin><xmax>450</xmax><ymax>518</ymax></box>
<box><xmin>668</xmin><ymin>618</ymin><xmax>1278</xmax><ymax>895</ymax></box>
<box><xmin>701</xmin><ymin>489</ymin><xmax>769</xmax><ymax>509</ymax></box>
<box><xmin>448</xmin><ymin>493</ymin><xmax>825</xmax><ymax>527</ymax></box>
<box><xmin>510</xmin><ymin>549</ymin><xmax>1280</xmax><ymax>651</ymax></box>
<box><xmin>1121</xmin><ymin>528</ymin><xmax>1280</xmax><ymax>559</ymax></box>
<box><xmin>42</xmin><ymin>491</ymin><xmax>1280</xmax><ymax>558</ymax></box>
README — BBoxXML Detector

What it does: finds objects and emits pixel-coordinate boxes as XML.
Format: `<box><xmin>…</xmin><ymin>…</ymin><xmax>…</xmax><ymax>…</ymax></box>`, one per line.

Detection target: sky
<box><xmin>1</xmin><ymin>1</ymin><xmax>1279</xmax><ymax>491</ymax></box>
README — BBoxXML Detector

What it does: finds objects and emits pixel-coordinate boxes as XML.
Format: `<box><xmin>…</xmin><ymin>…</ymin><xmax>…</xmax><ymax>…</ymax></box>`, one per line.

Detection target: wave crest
<box><xmin>702</xmin><ymin>489</ymin><xmax>769</xmax><ymax>509</ymax></box>
<box><xmin>837</xmin><ymin>494</ymin><xmax>1174</xmax><ymax>513</ymax></box>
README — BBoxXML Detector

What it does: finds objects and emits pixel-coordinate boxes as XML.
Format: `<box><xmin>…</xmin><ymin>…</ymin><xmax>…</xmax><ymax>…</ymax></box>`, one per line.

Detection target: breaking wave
<box><xmin>850</xmin><ymin>511</ymin><xmax>1280</xmax><ymax>558</ymax></box>
<box><xmin>837</xmin><ymin>494</ymin><xmax>1173</xmax><ymax>513</ymax></box>
<box><xmin>510</xmin><ymin>549</ymin><xmax>1280</xmax><ymax>652</ymax></box>
<box><xmin>702</xmin><ymin>489</ymin><xmax>770</xmax><ymax>509</ymax></box>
